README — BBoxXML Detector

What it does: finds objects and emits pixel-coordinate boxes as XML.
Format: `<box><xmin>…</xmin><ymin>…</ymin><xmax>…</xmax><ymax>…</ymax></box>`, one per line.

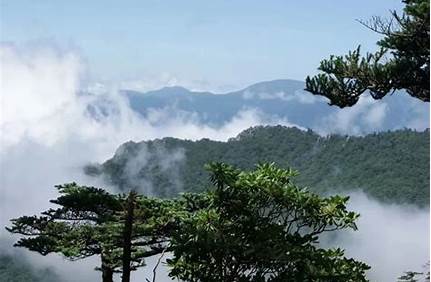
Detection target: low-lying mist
<box><xmin>1</xmin><ymin>42</ymin><xmax>429</xmax><ymax>282</ymax></box>
<box><xmin>323</xmin><ymin>191</ymin><xmax>430</xmax><ymax>282</ymax></box>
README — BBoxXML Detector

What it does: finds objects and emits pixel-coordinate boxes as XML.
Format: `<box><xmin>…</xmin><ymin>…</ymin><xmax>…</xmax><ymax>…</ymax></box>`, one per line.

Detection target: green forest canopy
<box><xmin>86</xmin><ymin>126</ymin><xmax>430</xmax><ymax>207</ymax></box>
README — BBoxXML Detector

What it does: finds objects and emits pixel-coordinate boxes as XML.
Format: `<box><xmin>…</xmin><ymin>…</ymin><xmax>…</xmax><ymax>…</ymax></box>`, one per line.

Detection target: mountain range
<box><xmin>119</xmin><ymin>79</ymin><xmax>429</xmax><ymax>135</ymax></box>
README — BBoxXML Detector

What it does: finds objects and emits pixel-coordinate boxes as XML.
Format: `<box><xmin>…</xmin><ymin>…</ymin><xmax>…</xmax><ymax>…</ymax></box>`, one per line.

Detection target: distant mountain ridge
<box><xmin>120</xmin><ymin>79</ymin><xmax>429</xmax><ymax>134</ymax></box>
<box><xmin>86</xmin><ymin>126</ymin><xmax>430</xmax><ymax>207</ymax></box>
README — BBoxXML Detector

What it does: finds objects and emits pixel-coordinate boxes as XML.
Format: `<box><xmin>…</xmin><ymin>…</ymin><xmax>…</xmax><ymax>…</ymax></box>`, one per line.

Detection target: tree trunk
<box><xmin>101</xmin><ymin>254</ymin><xmax>114</xmax><ymax>282</ymax></box>
<box><xmin>121</xmin><ymin>191</ymin><xmax>136</xmax><ymax>282</ymax></box>
<box><xmin>102</xmin><ymin>267</ymin><xmax>114</xmax><ymax>282</ymax></box>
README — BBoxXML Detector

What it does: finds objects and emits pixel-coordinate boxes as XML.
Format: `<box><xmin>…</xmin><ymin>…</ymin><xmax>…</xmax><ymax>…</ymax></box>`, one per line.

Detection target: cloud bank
<box><xmin>316</xmin><ymin>95</ymin><xmax>389</xmax><ymax>135</ymax></box>
<box><xmin>323</xmin><ymin>191</ymin><xmax>430</xmax><ymax>282</ymax></box>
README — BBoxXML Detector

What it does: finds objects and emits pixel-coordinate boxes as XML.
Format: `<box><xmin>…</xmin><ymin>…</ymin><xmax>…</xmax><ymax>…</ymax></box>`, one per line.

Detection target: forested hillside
<box><xmin>86</xmin><ymin>126</ymin><xmax>430</xmax><ymax>206</ymax></box>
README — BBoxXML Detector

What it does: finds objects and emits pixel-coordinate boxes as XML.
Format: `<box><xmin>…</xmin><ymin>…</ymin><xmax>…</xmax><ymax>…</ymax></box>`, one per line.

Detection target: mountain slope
<box><xmin>86</xmin><ymin>126</ymin><xmax>430</xmax><ymax>206</ymax></box>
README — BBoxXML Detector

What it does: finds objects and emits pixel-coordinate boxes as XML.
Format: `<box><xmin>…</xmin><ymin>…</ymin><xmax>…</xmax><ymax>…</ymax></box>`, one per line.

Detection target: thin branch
<box><xmin>152</xmin><ymin>247</ymin><xmax>167</xmax><ymax>282</ymax></box>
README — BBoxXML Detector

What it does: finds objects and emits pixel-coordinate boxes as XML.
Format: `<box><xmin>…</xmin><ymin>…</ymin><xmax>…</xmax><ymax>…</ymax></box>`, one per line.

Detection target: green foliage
<box><xmin>48</xmin><ymin>183</ymin><xmax>122</xmax><ymax>223</ymax></box>
<box><xmin>167</xmin><ymin>163</ymin><xmax>370</xmax><ymax>281</ymax></box>
<box><xmin>6</xmin><ymin>165</ymin><xmax>373</xmax><ymax>282</ymax></box>
<box><xmin>89</xmin><ymin>126</ymin><xmax>430</xmax><ymax>206</ymax></box>
<box><xmin>6</xmin><ymin>183</ymin><xmax>182</xmax><ymax>282</ymax></box>
<box><xmin>305</xmin><ymin>0</ymin><xmax>430</xmax><ymax>107</ymax></box>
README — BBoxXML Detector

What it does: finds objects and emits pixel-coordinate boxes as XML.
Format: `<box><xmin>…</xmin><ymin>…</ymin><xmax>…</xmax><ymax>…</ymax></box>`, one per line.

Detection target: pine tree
<box><xmin>6</xmin><ymin>183</ymin><xmax>178</xmax><ymax>282</ymax></box>
<box><xmin>305</xmin><ymin>0</ymin><xmax>429</xmax><ymax>107</ymax></box>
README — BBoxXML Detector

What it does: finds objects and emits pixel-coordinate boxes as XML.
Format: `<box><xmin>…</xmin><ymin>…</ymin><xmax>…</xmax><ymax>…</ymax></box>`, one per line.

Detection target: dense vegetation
<box><xmin>167</xmin><ymin>163</ymin><xmax>369</xmax><ymax>281</ymax></box>
<box><xmin>8</xmin><ymin>164</ymin><xmax>370</xmax><ymax>281</ymax></box>
<box><xmin>86</xmin><ymin>126</ymin><xmax>430</xmax><ymax>206</ymax></box>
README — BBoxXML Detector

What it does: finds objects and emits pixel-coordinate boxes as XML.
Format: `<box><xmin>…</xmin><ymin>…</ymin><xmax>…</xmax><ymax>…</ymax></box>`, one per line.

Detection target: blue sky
<box><xmin>1</xmin><ymin>0</ymin><xmax>403</xmax><ymax>91</ymax></box>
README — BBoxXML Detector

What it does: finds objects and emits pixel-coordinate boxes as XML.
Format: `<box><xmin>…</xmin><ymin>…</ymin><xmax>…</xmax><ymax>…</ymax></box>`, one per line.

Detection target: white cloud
<box><xmin>139</xmin><ymin>107</ymin><xmax>301</xmax><ymax>141</ymax></box>
<box><xmin>242</xmin><ymin>89</ymin><xmax>322</xmax><ymax>104</ymax></box>
<box><xmin>405</xmin><ymin>97</ymin><xmax>431</xmax><ymax>131</ymax></box>
<box><xmin>0</xmin><ymin>43</ymin><xmax>83</xmax><ymax>147</ymax></box>
<box><xmin>316</xmin><ymin>94</ymin><xmax>390</xmax><ymax>135</ymax></box>
<box><xmin>364</xmin><ymin>101</ymin><xmax>388</xmax><ymax>128</ymax></box>
<box><xmin>323</xmin><ymin>191</ymin><xmax>430</xmax><ymax>282</ymax></box>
